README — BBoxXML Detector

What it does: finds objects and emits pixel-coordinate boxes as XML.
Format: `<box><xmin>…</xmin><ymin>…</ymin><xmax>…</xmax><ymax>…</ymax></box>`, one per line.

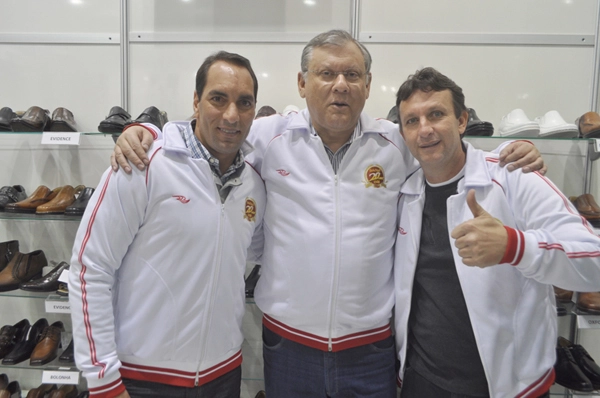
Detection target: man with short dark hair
<box><xmin>110</xmin><ymin>31</ymin><xmax>546</xmax><ymax>397</ymax></box>
<box><xmin>394</xmin><ymin>67</ymin><xmax>600</xmax><ymax>398</ymax></box>
<box><xmin>69</xmin><ymin>51</ymin><xmax>265</xmax><ymax>398</ymax></box>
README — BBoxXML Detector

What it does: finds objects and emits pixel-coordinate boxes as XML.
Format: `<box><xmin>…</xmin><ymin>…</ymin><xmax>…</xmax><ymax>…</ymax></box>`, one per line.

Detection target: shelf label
<box><xmin>42</xmin><ymin>370</ymin><xmax>79</xmax><ymax>384</ymax></box>
<box><xmin>595</xmin><ymin>138</ymin><xmax>600</xmax><ymax>152</ymax></box>
<box><xmin>58</xmin><ymin>268</ymin><xmax>69</xmax><ymax>283</ymax></box>
<box><xmin>577</xmin><ymin>315</ymin><xmax>600</xmax><ymax>329</ymax></box>
<box><xmin>41</xmin><ymin>132</ymin><xmax>81</xmax><ymax>146</ymax></box>
<box><xmin>45</xmin><ymin>300</ymin><xmax>71</xmax><ymax>314</ymax></box>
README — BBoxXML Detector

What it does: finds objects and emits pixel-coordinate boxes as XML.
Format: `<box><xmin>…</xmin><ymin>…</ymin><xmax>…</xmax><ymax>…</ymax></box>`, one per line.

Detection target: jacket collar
<box><xmin>400</xmin><ymin>141</ymin><xmax>494</xmax><ymax>195</ymax></box>
<box><xmin>287</xmin><ymin>108</ymin><xmax>388</xmax><ymax>138</ymax></box>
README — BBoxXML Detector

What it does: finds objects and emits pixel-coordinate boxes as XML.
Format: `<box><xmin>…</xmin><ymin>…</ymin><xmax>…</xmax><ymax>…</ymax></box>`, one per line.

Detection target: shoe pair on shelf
<box><xmin>1</xmin><ymin>106</ymin><xmax>78</xmax><ymax>133</ymax></box>
<box><xmin>464</xmin><ymin>108</ymin><xmax>494</xmax><ymax>137</ymax></box>
<box><xmin>0</xmin><ymin>374</ymin><xmax>20</xmax><ymax>398</ymax></box>
<box><xmin>554</xmin><ymin>285</ymin><xmax>600</xmax><ymax>315</ymax></box>
<box><xmin>0</xmin><ymin>185</ymin><xmax>27</xmax><ymax>211</ymax></box>
<box><xmin>498</xmin><ymin>109</ymin><xmax>579</xmax><ymax>138</ymax></box>
<box><xmin>98</xmin><ymin>106</ymin><xmax>169</xmax><ymax>137</ymax></box>
<box><xmin>0</xmin><ymin>318</ymin><xmax>66</xmax><ymax>367</ymax></box>
<box><xmin>0</xmin><ymin>241</ymin><xmax>47</xmax><ymax>292</ymax></box>
<box><xmin>4</xmin><ymin>185</ymin><xmax>94</xmax><ymax>215</ymax></box>
<box><xmin>576</xmin><ymin>111</ymin><xmax>600</xmax><ymax>138</ymax></box>
<box><xmin>28</xmin><ymin>384</ymin><xmax>82</xmax><ymax>398</ymax></box>
<box><xmin>570</xmin><ymin>193</ymin><xmax>600</xmax><ymax>228</ymax></box>
<box><xmin>555</xmin><ymin>336</ymin><xmax>600</xmax><ymax>392</ymax></box>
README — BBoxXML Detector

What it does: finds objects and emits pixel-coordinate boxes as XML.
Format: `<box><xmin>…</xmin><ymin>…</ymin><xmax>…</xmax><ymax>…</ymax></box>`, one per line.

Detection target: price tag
<box><xmin>58</xmin><ymin>268</ymin><xmax>69</xmax><ymax>283</ymax></box>
<box><xmin>41</xmin><ymin>132</ymin><xmax>81</xmax><ymax>146</ymax></box>
<box><xmin>42</xmin><ymin>370</ymin><xmax>79</xmax><ymax>384</ymax></box>
<box><xmin>576</xmin><ymin>315</ymin><xmax>600</xmax><ymax>329</ymax></box>
<box><xmin>45</xmin><ymin>299</ymin><xmax>71</xmax><ymax>314</ymax></box>
<box><xmin>595</xmin><ymin>138</ymin><xmax>600</xmax><ymax>152</ymax></box>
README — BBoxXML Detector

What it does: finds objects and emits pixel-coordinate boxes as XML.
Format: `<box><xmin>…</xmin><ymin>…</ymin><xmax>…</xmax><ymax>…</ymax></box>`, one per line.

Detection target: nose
<box><xmin>332</xmin><ymin>73</ymin><xmax>349</xmax><ymax>92</ymax></box>
<box><xmin>223</xmin><ymin>102</ymin><xmax>239</xmax><ymax>124</ymax></box>
<box><xmin>417</xmin><ymin>117</ymin><xmax>434</xmax><ymax>136</ymax></box>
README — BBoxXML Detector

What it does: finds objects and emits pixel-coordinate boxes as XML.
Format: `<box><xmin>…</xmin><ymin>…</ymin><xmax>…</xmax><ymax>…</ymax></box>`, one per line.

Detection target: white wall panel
<box><xmin>0</xmin><ymin>0</ymin><xmax>120</xmax><ymax>33</ymax></box>
<box><xmin>361</xmin><ymin>0</ymin><xmax>596</xmax><ymax>34</ymax></box>
<box><xmin>364</xmin><ymin>44</ymin><xmax>594</xmax><ymax>125</ymax></box>
<box><xmin>129</xmin><ymin>43</ymin><xmax>306</xmax><ymax>120</ymax></box>
<box><xmin>0</xmin><ymin>44</ymin><xmax>121</xmax><ymax>132</ymax></box>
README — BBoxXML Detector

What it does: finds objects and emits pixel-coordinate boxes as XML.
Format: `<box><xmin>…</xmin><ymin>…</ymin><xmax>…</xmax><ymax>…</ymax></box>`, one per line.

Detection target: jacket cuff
<box><xmin>500</xmin><ymin>226</ymin><xmax>525</xmax><ymax>266</ymax></box>
<box><xmin>88</xmin><ymin>377</ymin><xmax>126</xmax><ymax>398</ymax></box>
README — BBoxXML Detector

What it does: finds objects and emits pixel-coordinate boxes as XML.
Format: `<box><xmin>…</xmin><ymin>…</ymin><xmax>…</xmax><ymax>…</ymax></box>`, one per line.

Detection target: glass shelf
<box><xmin>0</xmin><ymin>290</ymin><xmax>53</xmax><ymax>299</ymax></box>
<box><xmin>0</xmin><ymin>354</ymin><xmax>75</xmax><ymax>371</ymax></box>
<box><xmin>0</xmin><ymin>131</ymin><xmax>113</xmax><ymax>136</ymax></box>
<box><xmin>0</xmin><ymin>212</ymin><xmax>82</xmax><ymax>222</ymax></box>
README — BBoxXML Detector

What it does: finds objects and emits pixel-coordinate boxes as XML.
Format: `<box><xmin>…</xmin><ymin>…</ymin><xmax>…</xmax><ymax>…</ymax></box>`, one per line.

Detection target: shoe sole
<box><xmin>539</xmin><ymin>128</ymin><xmax>579</xmax><ymax>138</ymax></box>
<box><xmin>48</xmin><ymin>121</ymin><xmax>77</xmax><ymax>132</ymax></box>
<box><xmin>499</xmin><ymin>123</ymin><xmax>540</xmax><ymax>137</ymax></box>
<box><xmin>11</xmin><ymin>120</ymin><xmax>46</xmax><ymax>132</ymax></box>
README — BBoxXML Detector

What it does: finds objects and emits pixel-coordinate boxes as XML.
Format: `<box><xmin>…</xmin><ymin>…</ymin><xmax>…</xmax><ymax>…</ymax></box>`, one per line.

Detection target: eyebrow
<box><xmin>207</xmin><ymin>90</ymin><xmax>254</xmax><ymax>102</ymax></box>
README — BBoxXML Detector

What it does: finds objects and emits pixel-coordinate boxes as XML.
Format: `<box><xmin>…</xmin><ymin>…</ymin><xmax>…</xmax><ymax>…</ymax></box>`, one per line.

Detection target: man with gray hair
<box><xmin>111</xmin><ymin>30</ymin><xmax>544</xmax><ymax>397</ymax></box>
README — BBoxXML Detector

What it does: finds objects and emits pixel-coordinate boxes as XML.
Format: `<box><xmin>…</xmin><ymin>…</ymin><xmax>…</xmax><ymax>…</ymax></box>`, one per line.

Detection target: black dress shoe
<box><xmin>559</xmin><ymin>336</ymin><xmax>600</xmax><ymax>389</ymax></box>
<box><xmin>10</xmin><ymin>106</ymin><xmax>51</xmax><ymax>132</ymax></box>
<box><xmin>98</xmin><ymin>106</ymin><xmax>132</xmax><ymax>134</ymax></box>
<box><xmin>48</xmin><ymin>107</ymin><xmax>78</xmax><ymax>132</ymax></box>
<box><xmin>20</xmin><ymin>262</ymin><xmax>69</xmax><ymax>292</ymax></box>
<box><xmin>464</xmin><ymin>108</ymin><xmax>494</xmax><ymax>137</ymax></box>
<box><xmin>0</xmin><ymin>380</ymin><xmax>20</xmax><ymax>398</ymax></box>
<box><xmin>2</xmin><ymin>318</ymin><xmax>48</xmax><ymax>365</ymax></box>
<box><xmin>245</xmin><ymin>264</ymin><xmax>261</xmax><ymax>298</ymax></box>
<box><xmin>555</xmin><ymin>337</ymin><xmax>594</xmax><ymax>392</ymax></box>
<box><xmin>59</xmin><ymin>338</ymin><xmax>74</xmax><ymax>363</ymax></box>
<box><xmin>0</xmin><ymin>319</ymin><xmax>30</xmax><ymax>359</ymax></box>
<box><xmin>0</xmin><ymin>373</ymin><xmax>7</xmax><ymax>390</ymax></box>
<box><xmin>0</xmin><ymin>240</ymin><xmax>19</xmax><ymax>273</ymax></box>
<box><xmin>0</xmin><ymin>107</ymin><xmax>16</xmax><ymax>131</ymax></box>
<box><xmin>64</xmin><ymin>187</ymin><xmax>95</xmax><ymax>216</ymax></box>
<box><xmin>0</xmin><ymin>186</ymin><xmax>27</xmax><ymax>211</ymax></box>
<box><xmin>127</xmin><ymin>106</ymin><xmax>169</xmax><ymax>130</ymax></box>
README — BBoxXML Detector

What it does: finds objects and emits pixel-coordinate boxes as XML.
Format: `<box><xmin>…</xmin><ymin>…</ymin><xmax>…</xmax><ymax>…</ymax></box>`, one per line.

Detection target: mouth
<box><xmin>419</xmin><ymin>140</ymin><xmax>440</xmax><ymax>149</ymax></box>
<box><xmin>330</xmin><ymin>101</ymin><xmax>349</xmax><ymax>109</ymax></box>
<box><xmin>218</xmin><ymin>127</ymin><xmax>240</xmax><ymax>135</ymax></box>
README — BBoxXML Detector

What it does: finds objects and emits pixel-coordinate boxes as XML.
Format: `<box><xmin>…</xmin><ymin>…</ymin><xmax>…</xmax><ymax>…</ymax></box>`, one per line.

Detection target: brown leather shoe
<box><xmin>48</xmin><ymin>385</ymin><xmax>78</xmax><ymax>398</ymax></box>
<box><xmin>577</xmin><ymin>292</ymin><xmax>600</xmax><ymax>315</ymax></box>
<box><xmin>571</xmin><ymin>194</ymin><xmax>600</xmax><ymax>219</ymax></box>
<box><xmin>5</xmin><ymin>186</ymin><xmax>61</xmax><ymax>214</ymax></box>
<box><xmin>0</xmin><ymin>241</ymin><xmax>19</xmax><ymax>273</ymax></box>
<box><xmin>10</xmin><ymin>106</ymin><xmax>51</xmax><ymax>132</ymax></box>
<box><xmin>0</xmin><ymin>381</ymin><xmax>20</xmax><ymax>398</ymax></box>
<box><xmin>27</xmin><ymin>384</ymin><xmax>57</xmax><ymax>398</ymax></box>
<box><xmin>0</xmin><ymin>250</ymin><xmax>47</xmax><ymax>292</ymax></box>
<box><xmin>36</xmin><ymin>185</ymin><xmax>77</xmax><ymax>214</ymax></box>
<box><xmin>578</xmin><ymin>111</ymin><xmax>600</xmax><ymax>138</ymax></box>
<box><xmin>49</xmin><ymin>107</ymin><xmax>78</xmax><ymax>132</ymax></box>
<box><xmin>30</xmin><ymin>321</ymin><xmax>64</xmax><ymax>366</ymax></box>
<box><xmin>554</xmin><ymin>286</ymin><xmax>574</xmax><ymax>303</ymax></box>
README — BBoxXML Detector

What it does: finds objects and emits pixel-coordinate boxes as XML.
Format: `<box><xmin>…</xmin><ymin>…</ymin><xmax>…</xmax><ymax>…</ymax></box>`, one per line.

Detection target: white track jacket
<box><xmin>69</xmin><ymin>121</ymin><xmax>266</xmax><ymax>398</ymax></box>
<box><xmin>394</xmin><ymin>143</ymin><xmax>600</xmax><ymax>398</ymax></box>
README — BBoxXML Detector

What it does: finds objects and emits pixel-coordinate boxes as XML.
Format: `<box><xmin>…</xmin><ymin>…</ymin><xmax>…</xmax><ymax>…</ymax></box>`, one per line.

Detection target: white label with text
<box><xmin>42</xmin><ymin>370</ymin><xmax>79</xmax><ymax>384</ymax></box>
<box><xmin>577</xmin><ymin>315</ymin><xmax>600</xmax><ymax>329</ymax></box>
<box><xmin>45</xmin><ymin>300</ymin><xmax>71</xmax><ymax>314</ymax></box>
<box><xmin>41</xmin><ymin>132</ymin><xmax>81</xmax><ymax>146</ymax></box>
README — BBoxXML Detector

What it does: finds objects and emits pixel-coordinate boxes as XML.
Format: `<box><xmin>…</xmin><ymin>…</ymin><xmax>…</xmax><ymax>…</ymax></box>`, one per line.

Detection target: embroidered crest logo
<box><xmin>244</xmin><ymin>198</ymin><xmax>257</xmax><ymax>222</ymax></box>
<box><xmin>173</xmin><ymin>195</ymin><xmax>190</xmax><ymax>203</ymax></box>
<box><xmin>276</xmin><ymin>169</ymin><xmax>290</xmax><ymax>176</ymax></box>
<box><xmin>363</xmin><ymin>165</ymin><xmax>387</xmax><ymax>188</ymax></box>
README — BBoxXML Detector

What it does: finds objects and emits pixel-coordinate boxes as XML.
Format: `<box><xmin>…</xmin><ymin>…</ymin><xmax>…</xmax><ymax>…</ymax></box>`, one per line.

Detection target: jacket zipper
<box><xmin>327</xmin><ymin>174</ymin><xmax>342</xmax><ymax>351</ymax></box>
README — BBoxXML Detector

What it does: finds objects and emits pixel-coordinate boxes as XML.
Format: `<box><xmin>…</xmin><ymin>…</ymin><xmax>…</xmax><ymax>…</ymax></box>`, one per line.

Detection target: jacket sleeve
<box><xmin>502</xmin><ymin>169</ymin><xmax>600</xmax><ymax>291</ymax></box>
<box><xmin>69</xmin><ymin>165</ymin><xmax>148</xmax><ymax>397</ymax></box>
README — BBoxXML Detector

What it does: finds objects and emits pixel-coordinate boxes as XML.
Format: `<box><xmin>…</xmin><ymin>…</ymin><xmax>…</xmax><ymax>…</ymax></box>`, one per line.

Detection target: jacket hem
<box><xmin>89</xmin><ymin>378</ymin><xmax>125</xmax><ymax>398</ymax></box>
<box><xmin>515</xmin><ymin>368</ymin><xmax>555</xmax><ymax>398</ymax></box>
<box><xmin>263</xmin><ymin>314</ymin><xmax>391</xmax><ymax>352</ymax></box>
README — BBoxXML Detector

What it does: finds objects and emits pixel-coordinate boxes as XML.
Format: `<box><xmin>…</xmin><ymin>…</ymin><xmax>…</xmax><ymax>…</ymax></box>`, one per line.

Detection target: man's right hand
<box><xmin>110</xmin><ymin>126</ymin><xmax>155</xmax><ymax>173</ymax></box>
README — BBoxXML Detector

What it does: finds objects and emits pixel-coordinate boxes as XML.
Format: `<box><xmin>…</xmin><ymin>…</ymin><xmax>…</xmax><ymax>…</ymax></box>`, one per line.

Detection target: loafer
<box><xmin>464</xmin><ymin>108</ymin><xmax>494</xmax><ymax>137</ymax></box>
<box><xmin>498</xmin><ymin>109</ymin><xmax>540</xmax><ymax>138</ymax></box>
<box><xmin>0</xmin><ymin>108</ymin><xmax>16</xmax><ymax>132</ymax></box>
<box><xmin>36</xmin><ymin>185</ymin><xmax>84</xmax><ymax>215</ymax></box>
<box><xmin>48</xmin><ymin>107</ymin><xmax>78</xmax><ymax>132</ymax></box>
<box><xmin>578</xmin><ymin>111</ymin><xmax>600</xmax><ymax>138</ymax></box>
<box><xmin>26</xmin><ymin>384</ymin><xmax>57</xmax><ymax>398</ymax></box>
<box><xmin>20</xmin><ymin>261</ymin><xmax>69</xmax><ymax>292</ymax></box>
<box><xmin>559</xmin><ymin>336</ymin><xmax>600</xmax><ymax>389</ymax></box>
<box><xmin>48</xmin><ymin>385</ymin><xmax>78</xmax><ymax>398</ymax></box>
<box><xmin>98</xmin><ymin>106</ymin><xmax>132</xmax><ymax>134</ymax></box>
<box><xmin>577</xmin><ymin>292</ymin><xmax>600</xmax><ymax>315</ymax></box>
<box><xmin>10</xmin><ymin>106</ymin><xmax>51</xmax><ymax>132</ymax></box>
<box><xmin>245</xmin><ymin>264</ymin><xmax>261</xmax><ymax>298</ymax></box>
<box><xmin>5</xmin><ymin>185</ymin><xmax>61</xmax><ymax>214</ymax></box>
<box><xmin>30</xmin><ymin>321</ymin><xmax>64</xmax><ymax>366</ymax></box>
<box><xmin>58</xmin><ymin>338</ymin><xmax>74</xmax><ymax>363</ymax></box>
<box><xmin>535</xmin><ymin>110</ymin><xmax>578</xmax><ymax>138</ymax></box>
<box><xmin>126</xmin><ymin>106</ymin><xmax>169</xmax><ymax>130</ymax></box>
<box><xmin>0</xmin><ymin>381</ymin><xmax>20</xmax><ymax>398</ymax></box>
<box><xmin>555</xmin><ymin>338</ymin><xmax>594</xmax><ymax>392</ymax></box>
<box><xmin>0</xmin><ymin>250</ymin><xmax>48</xmax><ymax>292</ymax></box>
<box><xmin>554</xmin><ymin>286</ymin><xmax>573</xmax><ymax>303</ymax></box>
<box><xmin>0</xmin><ymin>319</ymin><xmax>30</xmax><ymax>359</ymax></box>
<box><xmin>0</xmin><ymin>186</ymin><xmax>27</xmax><ymax>211</ymax></box>
<box><xmin>2</xmin><ymin>318</ymin><xmax>48</xmax><ymax>365</ymax></box>
<box><xmin>0</xmin><ymin>240</ymin><xmax>19</xmax><ymax>273</ymax></box>
<box><xmin>64</xmin><ymin>187</ymin><xmax>95</xmax><ymax>216</ymax></box>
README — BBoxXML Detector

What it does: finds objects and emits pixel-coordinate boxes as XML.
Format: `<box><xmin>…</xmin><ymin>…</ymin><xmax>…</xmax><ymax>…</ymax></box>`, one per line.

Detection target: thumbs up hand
<box><xmin>450</xmin><ymin>190</ymin><xmax>508</xmax><ymax>268</ymax></box>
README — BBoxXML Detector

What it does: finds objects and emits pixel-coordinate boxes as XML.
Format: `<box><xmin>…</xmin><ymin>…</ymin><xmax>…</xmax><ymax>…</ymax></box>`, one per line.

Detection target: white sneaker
<box><xmin>535</xmin><ymin>110</ymin><xmax>579</xmax><ymax>138</ymax></box>
<box><xmin>498</xmin><ymin>109</ymin><xmax>540</xmax><ymax>138</ymax></box>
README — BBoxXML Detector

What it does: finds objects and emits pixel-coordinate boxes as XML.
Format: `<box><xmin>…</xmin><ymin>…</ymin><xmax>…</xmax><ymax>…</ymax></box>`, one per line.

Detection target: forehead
<box><xmin>401</xmin><ymin>89</ymin><xmax>453</xmax><ymax>112</ymax></box>
<box><xmin>204</xmin><ymin>61</ymin><xmax>254</xmax><ymax>94</ymax></box>
<box><xmin>309</xmin><ymin>42</ymin><xmax>365</xmax><ymax>70</ymax></box>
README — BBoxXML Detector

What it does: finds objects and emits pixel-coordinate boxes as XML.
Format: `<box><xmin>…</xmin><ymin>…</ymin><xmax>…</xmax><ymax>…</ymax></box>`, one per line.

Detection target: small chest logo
<box><xmin>173</xmin><ymin>195</ymin><xmax>190</xmax><ymax>203</ymax></box>
<box><xmin>363</xmin><ymin>164</ymin><xmax>387</xmax><ymax>188</ymax></box>
<box><xmin>399</xmin><ymin>227</ymin><xmax>407</xmax><ymax>235</ymax></box>
<box><xmin>276</xmin><ymin>169</ymin><xmax>290</xmax><ymax>176</ymax></box>
<box><xmin>244</xmin><ymin>198</ymin><xmax>257</xmax><ymax>222</ymax></box>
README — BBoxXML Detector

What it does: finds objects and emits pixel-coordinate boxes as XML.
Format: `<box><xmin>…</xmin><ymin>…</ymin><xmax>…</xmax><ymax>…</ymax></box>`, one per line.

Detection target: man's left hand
<box><xmin>499</xmin><ymin>140</ymin><xmax>547</xmax><ymax>175</ymax></box>
<box><xmin>450</xmin><ymin>190</ymin><xmax>508</xmax><ymax>268</ymax></box>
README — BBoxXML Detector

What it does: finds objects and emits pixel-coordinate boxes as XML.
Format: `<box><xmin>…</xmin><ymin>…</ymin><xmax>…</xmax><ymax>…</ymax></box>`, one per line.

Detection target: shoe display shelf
<box><xmin>0</xmin><ymin>131</ymin><xmax>117</xmax><ymax>394</ymax></box>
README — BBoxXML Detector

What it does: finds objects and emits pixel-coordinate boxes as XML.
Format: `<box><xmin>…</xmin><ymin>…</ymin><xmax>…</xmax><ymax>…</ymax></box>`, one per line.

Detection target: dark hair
<box><xmin>195</xmin><ymin>51</ymin><xmax>258</xmax><ymax>101</ymax></box>
<box><xmin>395</xmin><ymin>67</ymin><xmax>466</xmax><ymax>119</ymax></box>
